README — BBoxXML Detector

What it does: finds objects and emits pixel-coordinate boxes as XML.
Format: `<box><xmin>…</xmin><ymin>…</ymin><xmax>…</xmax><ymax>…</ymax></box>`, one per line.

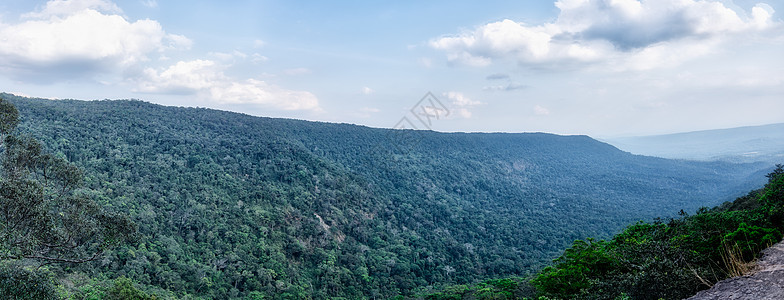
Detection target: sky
<box><xmin>0</xmin><ymin>0</ymin><xmax>783</xmax><ymax>137</ymax></box>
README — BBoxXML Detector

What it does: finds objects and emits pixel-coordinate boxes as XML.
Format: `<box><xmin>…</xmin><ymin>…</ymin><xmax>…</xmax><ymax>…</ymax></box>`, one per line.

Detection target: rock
<box><xmin>687</xmin><ymin>241</ymin><xmax>784</xmax><ymax>300</ymax></box>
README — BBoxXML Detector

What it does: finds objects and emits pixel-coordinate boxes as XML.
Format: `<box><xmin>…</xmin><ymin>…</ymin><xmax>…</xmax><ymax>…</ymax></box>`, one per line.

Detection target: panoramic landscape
<box><xmin>1</xmin><ymin>0</ymin><xmax>783</xmax><ymax>299</ymax></box>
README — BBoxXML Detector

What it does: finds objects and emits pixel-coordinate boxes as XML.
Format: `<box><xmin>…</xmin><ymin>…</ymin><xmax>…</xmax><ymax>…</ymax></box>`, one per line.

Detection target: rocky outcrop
<box><xmin>688</xmin><ymin>241</ymin><xmax>784</xmax><ymax>300</ymax></box>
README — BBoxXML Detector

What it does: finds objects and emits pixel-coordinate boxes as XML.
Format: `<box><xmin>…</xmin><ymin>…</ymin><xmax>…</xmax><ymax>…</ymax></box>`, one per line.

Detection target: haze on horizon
<box><xmin>1</xmin><ymin>0</ymin><xmax>783</xmax><ymax>137</ymax></box>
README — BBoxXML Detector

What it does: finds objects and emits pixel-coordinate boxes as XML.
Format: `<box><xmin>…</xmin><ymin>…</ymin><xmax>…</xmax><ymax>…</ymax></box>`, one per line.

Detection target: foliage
<box><xmin>0</xmin><ymin>261</ymin><xmax>58</xmax><ymax>300</ymax></box>
<box><xmin>0</xmin><ymin>98</ymin><xmax>18</xmax><ymax>134</ymax></box>
<box><xmin>56</xmin><ymin>273</ymin><xmax>174</xmax><ymax>300</ymax></box>
<box><xmin>531</xmin><ymin>165</ymin><xmax>784</xmax><ymax>299</ymax></box>
<box><xmin>0</xmin><ymin>97</ymin><xmax>136</xmax><ymax>265</ymax></box>
<box><xmin>1</xmin><ymin>93</ymin><xmax>773</xmax><ymax>298</ymax></box>
<box><xmin>722</xmin><ymin>222</ymin><xmax>780</xmax><ymax>261</ymax></box>
<box><xmin>107</xmin><ymin>276</ymin><xmax>156</xmax><ymax>300</ymax></box>
<box><xmin>532</xmin><ymin>238</ymin><xmax>617</xmax><ymax>298</ymax></box>
<box><xmin>420</xmin><ymin>277</ymin><xmax>531</xmax><ymax>300</ymax></box>
<box><xmin>760</xmin><ymin>164</ymin><xmax>784</xmax><ymax>225</ymax></box>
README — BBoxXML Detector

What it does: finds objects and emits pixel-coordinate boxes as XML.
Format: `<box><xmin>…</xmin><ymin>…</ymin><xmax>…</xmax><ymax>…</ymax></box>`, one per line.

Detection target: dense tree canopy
<box><xmin>1</xmin><ymin>93</ymin><xmax>775</xmax><ymax>298</ymax></box>
<box><xmin>0</xmin><ymin>97</ymin><xmax>134</xmax><ymax>265</ymax></box>
<box><xmin>529</xmin><ymin>165</ymin><xmax>784</xmax><ymax>300</ymax></box>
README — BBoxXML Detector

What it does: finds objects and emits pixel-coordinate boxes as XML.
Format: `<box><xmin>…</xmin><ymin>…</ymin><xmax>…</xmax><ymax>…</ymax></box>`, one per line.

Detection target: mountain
<box><xmin>2</xmin><ymin>93</ymin><xmax>776</xmax><ymax>299</ymax></box>
<box><xmin>604</xmin><ymin>123</ymin><xmax>784</xmax><ymax>163</ymax></box>
<box><xmin>527</xmin><ymin>166</ymin><xmax>784</xmax><ymax>299</ymax></box>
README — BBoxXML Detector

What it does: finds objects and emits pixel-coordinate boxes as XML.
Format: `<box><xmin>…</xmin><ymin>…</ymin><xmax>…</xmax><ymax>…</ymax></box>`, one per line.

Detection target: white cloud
<box><xmin>22</xmin><ymin>0</ymin><xmax>122</xmax><ymax>18</ymax></box>
<box><xmin>140</xmin><ymin>0</ymin><xmax>157</xmax><ymax>8</ymax></box>
<box><xmin>486</xmin><ymin>73</ymin><xmax>510</xmax><ymax>80</ymax></box>
<box><xmin>534</xmin><ymin>105</ymin><xmax>550</xmax><ymax>116</ymax></box>
<box><xmin>1</xmin><ymin>0</ymin><xmax>320</xmax><ymax>115</ymax></box>
<box><xmin>430</xmin><ymin>0</ymin><xmax>779</xmax><ymax>69</ymax></box>
<box><xmin>617</xmin><ymin>38</ymin><xmax>716</xmax><ymax>71</ymax></box>
<box><xmin>136</xmin><ymin>60</ymin><xmax>320</xmax><ymax>111</ymax></box>
<box><xmin>445</xmin><ymin>91</ymin><xmax>481</xmax><ymax>106</ymax></box>
<box><xmin>452</xmin><ymin>108</ymin><xmax>473</xmax><ymax>118</ymax></box>
<box><xmin>483</xmin><ymin>83</ymin><xmax>527</xmax><ymax>91</ymax></box>
<box><xmin>483</xmin><ymin>73</ymin><xmax>527</xmax><ymax>91</ymax></box>
<box><xmin>361</xmin><ymin>86</ymin><xmax>374</xmax><ymax>95</ymax></box>
<box><xmin>0</xmin><ymin>0</ymin><xmax>190</xmax><ymax>81</ymax></box>
<box><xmin>252</xmin><ymin>53</ymin><xmax>269</xmax><ymax>63</ymax></box>
<box><xmin>208</xmin><ymin>50</ymin><xmax>248</xmax><ymax>62</ymax></box>
<box><xmin>165</xmin><ymin>34</ymin><xmax>193</xmax><ymax>50</ymax></box>
<box><xmin>210</xmin><ymin>79</ymin><xmax>319</xmax><ymax>110</ymax></box>
<box><xmin>137</xmin><ymin>60</ymin><xmax>218</xmax><ymax>93</ymax></box>
<box><xmin>209</xmin><ymin>52</ymin><xmax>235</xmax><ymax>61</ymax></box>
<box><xmin>233</xmin><ymin>50</ymin><xmax>248</xmax><ymax>59</ymax></box>
<box><xmin>444</xmin><ymin>92</ymin><xmax>483</xmax><ymax>118</ymax></box>
<box><xmin>751</xmin><ymin>4</ymin><xmax>776</xmax><ymax>29</ymax></box>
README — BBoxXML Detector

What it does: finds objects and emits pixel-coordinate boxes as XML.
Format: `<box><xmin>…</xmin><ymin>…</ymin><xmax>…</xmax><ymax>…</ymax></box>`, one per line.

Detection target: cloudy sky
<box><xmin>1</xmin><ymin>0</ymin><xmax>782</xmax><ymax>137</ymax></box>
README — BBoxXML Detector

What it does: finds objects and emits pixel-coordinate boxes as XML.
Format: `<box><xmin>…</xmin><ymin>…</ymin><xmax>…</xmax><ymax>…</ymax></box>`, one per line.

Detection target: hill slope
<box><xmin>605</xmin><ymin>123</ymin><xmax>784</xmax><ymax>163</ymax></box>
<box><xmin>2</xmin><ymin>93</ymin><xmax>773</xmax><ymax>298</ymax></box>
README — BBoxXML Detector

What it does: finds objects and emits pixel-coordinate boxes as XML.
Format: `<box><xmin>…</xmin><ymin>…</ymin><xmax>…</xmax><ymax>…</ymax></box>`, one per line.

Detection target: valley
<box><xmin>3</xmin><ymin>94</ymin><xmax>776</xmax><ymax>298</ymax></box>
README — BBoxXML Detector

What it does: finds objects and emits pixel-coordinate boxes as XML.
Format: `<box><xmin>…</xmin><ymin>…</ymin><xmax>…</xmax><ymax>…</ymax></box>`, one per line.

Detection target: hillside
<box><xmin>426</xmin><ymin>165</ymin><xmax>784</xmax><ymax>299</ymax></box>
<box><xmin>605</xmin><ymin>123</ymin><xmax>784</xmax><ymax>163</ymax></box>
<box><xmin>2</xmin><ymin>93</ymin><xmax>774</xmax><ymax>298</ymax></box>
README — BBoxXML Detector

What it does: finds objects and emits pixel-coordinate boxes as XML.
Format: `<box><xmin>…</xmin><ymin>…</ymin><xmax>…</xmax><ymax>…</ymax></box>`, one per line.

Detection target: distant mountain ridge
<box><xmin>605</xmin><ymin>123</ymin><xmax>784</xmax><ymax>163</ymax></box>
<box><xmin>1</xmin><ymin>92</ymin><xmax>776</xmax><ymax>298</ymax></box>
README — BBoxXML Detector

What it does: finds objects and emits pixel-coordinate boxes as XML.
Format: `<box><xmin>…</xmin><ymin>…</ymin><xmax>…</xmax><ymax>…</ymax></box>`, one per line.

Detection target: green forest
<box><xmin>424</xmin><ymin>165</ymin><xmax>784</xmax><ymax>299</ymax></box>
<box><xmin>0</xmin><ymin>94</ymin><xmax>778</xmax><ymax>299</ymax></box>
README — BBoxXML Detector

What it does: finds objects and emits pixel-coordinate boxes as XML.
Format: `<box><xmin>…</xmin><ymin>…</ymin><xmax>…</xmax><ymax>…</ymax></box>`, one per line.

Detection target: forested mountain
<box><xmin>1</xmin><ymin>93</ymin><xmax>775</xmax><ymax>299</ymax></box>
<box><xmin>605</xmin><ymin>123</ymin><xmax>784</xmax><ymax>163</ymax></box>
<box><xmin>427</xmin><ymin>166</ymin><xmax>784</xmax><ymax>299</ymax></box>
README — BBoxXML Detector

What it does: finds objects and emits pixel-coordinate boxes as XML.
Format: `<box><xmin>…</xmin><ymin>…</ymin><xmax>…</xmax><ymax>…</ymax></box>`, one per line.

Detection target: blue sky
<box><xmin>1</xmin><ymin>0</ymin><xmax>783</xmax><ymax>137</ymax></box>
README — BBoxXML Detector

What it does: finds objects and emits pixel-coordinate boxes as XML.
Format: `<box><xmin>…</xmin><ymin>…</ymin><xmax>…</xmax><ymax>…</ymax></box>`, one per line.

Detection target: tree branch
<box><xmin>25</xmin><ymin>250</ymin><xmax>104</xmax><ymax>265</ymax></box>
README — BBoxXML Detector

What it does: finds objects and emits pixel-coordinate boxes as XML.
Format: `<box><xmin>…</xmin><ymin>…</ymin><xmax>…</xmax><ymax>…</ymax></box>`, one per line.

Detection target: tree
<box><xmin>766</xmin><ymin>164</ymin><xmax>784</xmax><ymax>181</ymax></box>
<box><xmin>107</xmin><ymin>276</ymin><xmax>155</xmax><ymax>300</ymax></box>
<box><xmin>0</xmin><ymin>97</ymin><xmax>135</xmax><ymax>265</ymax></box>
<box><xmin>0</xmin><ymin>260</ymin><xmax>58</xmax><ymax>299</ymax></box>
<box><xmin>758</xmin><ymin>164</ymin><xmax>784</xmax><ymax>229</ymax></box>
